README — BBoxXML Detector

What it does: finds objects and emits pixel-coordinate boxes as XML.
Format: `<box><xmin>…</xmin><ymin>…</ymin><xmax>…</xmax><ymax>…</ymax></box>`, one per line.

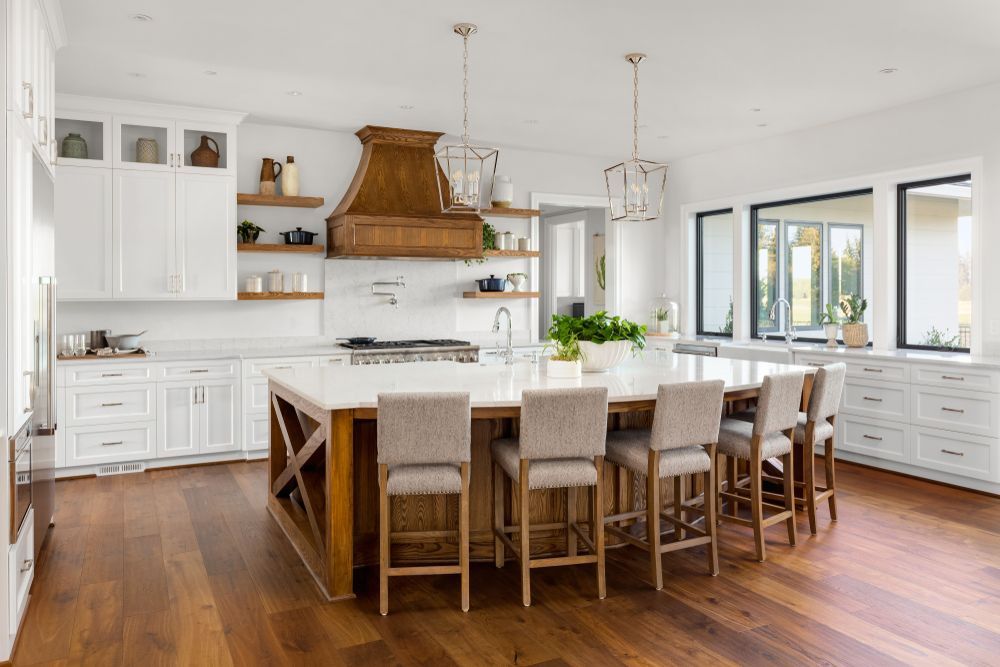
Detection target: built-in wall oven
<box><xmin>9</xmin><ymin>422</ymin><xmax>32</xmax><ymax>544</ymax></box>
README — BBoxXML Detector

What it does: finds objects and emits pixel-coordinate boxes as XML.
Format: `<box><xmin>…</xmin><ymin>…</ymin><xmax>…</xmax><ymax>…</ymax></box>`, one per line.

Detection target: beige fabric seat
<box><xmin>491</xmin><ymin>387</ymin><xmax>609</xmax><ymax>606</ymax></box>
<box><xmin>604</xmin><ymin>380</ymin><xmax>725</xmax><ymax>588</ymax></box>
<box><xmin>377</xmin><ymin>392</ymin><xmax>471</xmax><ymax>615</ymax></box>
<box><xmin>728</xmin><ymin>409</ymin><xmax>834</xmax><ymax>444</ymax></box>
<box><xmin>717</xmin><ymin>371</ymin><xmax>804</xmax><ymax>562</ymax></box>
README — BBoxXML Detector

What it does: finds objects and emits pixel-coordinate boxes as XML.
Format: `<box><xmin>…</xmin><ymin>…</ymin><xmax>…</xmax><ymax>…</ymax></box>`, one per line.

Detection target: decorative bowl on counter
<box><xmin>578</xmin><ymin>340</ymin><xmax>632</xmax><ymax>372</ymax></box>
<box><xmin>476</xmin><ymin>275</ymin><xmax>507</xmax><ymax>292</ymax></box>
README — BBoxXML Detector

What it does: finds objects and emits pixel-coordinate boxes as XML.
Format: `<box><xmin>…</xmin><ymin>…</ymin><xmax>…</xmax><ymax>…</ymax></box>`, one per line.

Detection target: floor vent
<box><xmin>96</xmin><ymin>461</ymin><xmax>146</xmax><ymax>477</ymax></box>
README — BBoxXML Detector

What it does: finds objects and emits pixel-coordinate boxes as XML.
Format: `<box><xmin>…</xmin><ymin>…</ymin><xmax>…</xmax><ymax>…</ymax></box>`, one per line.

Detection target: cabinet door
<box><xmin>157</xmin><ymin>382</ymin><xmax>199</xmax><ymax>458</ymax></box>
<box><xmin>8</xmin><ymin>0</ymin><xmax>32</xmax><ymax>118</ymax></box>
<box><xmin>113</xmin><ymin>115</ymin><xmax>176</xmax><ymax>171</ymax></box>
<box><xmin>55</xmin><ymin>166</ymin><xmax>113</xmax><ymax>299</ymax></box>
<box><xmin>175</xmin><ymin>173</ymin><xmax>235</xmax><ymax>299</ymax></box>
<box><xmin>113</xmin><ymin>169</ymin><xmax>177</xmax><ymax>299</ymax></box>
<box><xmin>176</xmin><ymin>121</ymin><xmax>236</xmax><ymax>175</ymax></box>
<box><xmin>201</xmin><ymin>379</ymin><xmax>240</xmax><ymax>454</ymax></box>
<box><xmin>8</xmin><ymin>118</ymin><xmax>35</xmax><ymax>431</ymax></box>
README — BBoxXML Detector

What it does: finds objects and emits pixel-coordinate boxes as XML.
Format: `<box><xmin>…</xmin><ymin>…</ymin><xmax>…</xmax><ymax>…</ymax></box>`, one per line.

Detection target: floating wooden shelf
<box><xmin>462</xmin><ymin>291</ymin><xmax>540</xmax><ymax>299</ymax></box>
<box><xmin>481</xmin><ymin>207</ymin><xmax>540</xmax><ymax>218</ymax></box>
<box><xmin>236</xmin><ymin>193</ymin><xmax>325</xmax><ymax>208</ymax></box>
<box><xmin>237</xmin><ymin>292</ymin><xmax>324</xmax><ymax>301</ymax></box>
<box><xmin>237</xmin><ymin>243</ymin><xmax>325</xmax><ymax>254</ymax></box>
<box><xmin>483</xmin><ymin>249</ymin><xmax>540</xmax><ymax>258</ymax></box>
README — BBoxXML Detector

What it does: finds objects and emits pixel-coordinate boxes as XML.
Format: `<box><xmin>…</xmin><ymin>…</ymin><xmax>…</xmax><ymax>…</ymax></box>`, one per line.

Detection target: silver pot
<box><xmin>104</xmin><ymin>330</ymin><xmax>147</xmax><ymax>350</ymax></box>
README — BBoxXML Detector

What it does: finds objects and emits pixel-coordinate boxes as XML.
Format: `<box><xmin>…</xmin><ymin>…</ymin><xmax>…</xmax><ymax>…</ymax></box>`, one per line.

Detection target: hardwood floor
<box><xmin>14</xmin><ymin>459</ymin><xmax>1000</xmax><ymax>666</ymax></box>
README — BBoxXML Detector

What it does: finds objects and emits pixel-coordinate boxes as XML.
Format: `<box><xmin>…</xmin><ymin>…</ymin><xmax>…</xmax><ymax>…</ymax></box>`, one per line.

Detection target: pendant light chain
<box><xmin>632</xmin><ymin>58</ymin><xmax>640</xmax><ymax>161</ymax></box>
<box><xmin>462</xmin><ymin>31</ymin><xmax>470</xmax><ymax>145</ymax></box>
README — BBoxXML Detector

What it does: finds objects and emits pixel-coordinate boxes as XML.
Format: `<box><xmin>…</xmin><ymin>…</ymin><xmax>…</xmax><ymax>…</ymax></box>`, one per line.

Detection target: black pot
<box><xmin>280</xmin><ymin>227</ymin><xmax>318</xmax><ymax>245</ymax></box>
<box><xmin>476</xmin><ymin>275</ymin><xmax>507</xmax><ymax>292</ymax></box>
<box><xmin>337</xmin><ymin>336</ymin><xmax>376</xmax><ymax>345</ymax></box>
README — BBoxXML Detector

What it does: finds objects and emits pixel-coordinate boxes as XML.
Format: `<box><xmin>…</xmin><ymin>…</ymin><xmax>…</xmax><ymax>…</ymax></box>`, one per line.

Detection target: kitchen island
<box><xmin>264</xmin><ymin>356</ymin><xmax>815</xmax><ymax>600</ymax></box>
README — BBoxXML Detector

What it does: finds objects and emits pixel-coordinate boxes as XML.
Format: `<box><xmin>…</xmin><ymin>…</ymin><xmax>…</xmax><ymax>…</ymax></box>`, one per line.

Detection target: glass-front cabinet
<box><xmin>113</xmin><ymin>115</ymin><xmax>236</xmax><ymax>175</ymax></box>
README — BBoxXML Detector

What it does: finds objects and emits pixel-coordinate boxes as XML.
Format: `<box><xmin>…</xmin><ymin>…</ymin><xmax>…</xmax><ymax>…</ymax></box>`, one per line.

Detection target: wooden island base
<box><xmin>266</xmin><ymin>380</ymin><xmax>811</xmax><ymax>601</ymax></box>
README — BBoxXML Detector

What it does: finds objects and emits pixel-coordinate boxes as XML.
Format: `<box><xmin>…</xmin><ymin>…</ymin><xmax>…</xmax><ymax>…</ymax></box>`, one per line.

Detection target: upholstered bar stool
<box><xmin>491</xmin><ymin>387</ymin><xmax>609</xmax><ymax>607</ymax></box>
<box><xmin>717</xmin><ymin>372</ymin><xmax>804</xmax><ymax>562</ymax></box>
<box><xmin>603</xmin><ymin>380</ymin><xmax>726</xmax><ymax>589</ymax></box>
<box><xmin>377</xmin><ymin>392</ymin><xmax>471</xmax><ymax>615</ymax></box>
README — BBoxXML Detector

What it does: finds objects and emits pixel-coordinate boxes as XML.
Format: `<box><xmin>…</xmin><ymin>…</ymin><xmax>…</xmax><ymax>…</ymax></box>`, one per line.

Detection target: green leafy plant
<box><xmin>839</xmin><ymin>294</ymin><xmax>867</xmax><ymax>324</ymax></box>
<box><xmin>237</xmin><ymin>220</ymin><xmax>265</xmax><ymax>243</ymax></box>
<box><xmin>923</xmin><ymin>327</ymin><xmax>961</xmax><ymax>350</ymax></box>
<box><xmin>595</xmin><ymin>254</ymin><xmax>606</xmax><ymax>291</ymax></box>
<box><xmin>720</xmin><ymin>298</ymin><xmax>734</xmax><ymax>335</ymax></box>
<box><xmin>653</xmin><ymin>307</ymin><xmax>670</xmax><ymax>322</ymax></box>
<box><xmin>465</xmin><ymin>222</ymin><xmax>497</xmax><ymax>265</ymax></box>
<box><xmin>548</xmin><ymin>311</ymin><xmax>646</xmax><ymax>353</ymax></box>
<box><xmin>819</xmin><ymin>303</ymin><xmax>841</xmax><ymax>325</ymax></box>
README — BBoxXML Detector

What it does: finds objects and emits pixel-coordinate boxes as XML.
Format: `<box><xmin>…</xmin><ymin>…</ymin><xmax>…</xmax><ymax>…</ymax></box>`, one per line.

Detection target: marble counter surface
<box><xmin>57</xmin><ymin>345</ymin><xmax>353</xmax><ymax>363</ymax></box>
<box><xmin>263</xmin><ymin>355</ymin><xmax>815</xmax><ymax>411</ymax></box>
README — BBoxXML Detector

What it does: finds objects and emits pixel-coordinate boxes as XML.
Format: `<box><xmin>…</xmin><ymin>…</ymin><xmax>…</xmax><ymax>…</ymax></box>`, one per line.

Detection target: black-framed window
<box><xmin>897</xmin><ymin>174</ymin><xmax>972</xmax><ymax>352</ymax></box>
<box><xmin>695</xmin><ymin>208</ymin><xmax>734</xmax><ymax>336</ymax></box>
<box><xmin>750</xmin><ymin>189</ymin><xmax>873</xmax><ymax>341</ymax></box>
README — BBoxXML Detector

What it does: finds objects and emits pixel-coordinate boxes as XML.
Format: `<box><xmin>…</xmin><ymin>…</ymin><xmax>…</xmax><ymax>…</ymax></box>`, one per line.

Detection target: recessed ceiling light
<box><xmin>750</xmin><ymin>107</ymin><xmax>761</xmax><ymax>112</ymax></box>
<box><xmin>398</xmin><ymin>104</ymin><xmax>414</xmax><ymax>110</ymax></box>
<box><xmin>286</xmin><ymin>90</ymin><xmax>303</xmax><ymax>96</ymax></box>
<box><xmin>129</xmin><ymin>13</ymin><xmax>153</xmax><ymax>21</ymax></box>
<box><xmin>203</xmin><ymin>70</ymin><xmax>218</xmax><ymax>76</ymax></box>
<box><xmin>127</xmin><ymin>72</ymin><xmax>146</xmax><ymax>78</ymax></box>
<box><xmin>879</xmin><ymin>67</ymin><xmax>899</xmax><ymax>74</ymax></box>
<box><xmin>756</xmin><ymin>123</ymin><xmax>768</xmax><ymax>128</ymax></box>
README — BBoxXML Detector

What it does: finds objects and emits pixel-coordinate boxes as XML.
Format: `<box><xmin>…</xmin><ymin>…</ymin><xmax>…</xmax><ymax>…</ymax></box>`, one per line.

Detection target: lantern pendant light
<box><xmin>436</xmin><ymin>23</ymin><xmax>498</xmax><ymax>213</ymax></box>
<box><xmin>604</xmin><ymin>53</ymin><xmax>667</xmax><ymax>222</ymax></box>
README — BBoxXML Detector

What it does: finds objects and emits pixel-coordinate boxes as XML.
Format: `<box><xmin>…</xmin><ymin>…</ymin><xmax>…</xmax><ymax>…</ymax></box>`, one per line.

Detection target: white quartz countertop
<box><xmin>263</xmin><ymin>356</ymin><xmax>816</xmax><ymax>411</ymax></box>
<box><xmin>58</xmin><ymin>345</ymin><xmax>353</xmax><ymax>363</ymax></box>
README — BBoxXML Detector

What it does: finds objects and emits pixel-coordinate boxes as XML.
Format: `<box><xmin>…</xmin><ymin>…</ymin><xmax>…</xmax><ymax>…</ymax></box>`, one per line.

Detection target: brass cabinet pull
<box><xmin>940</xmin><ymin>375</ymin><xmax>964</xmax><ymax>381</ymax></box>
<box><xmin>863</xmin><ymin>434</ymin><xmax>883</xmax><ymax>441</ymax></box>
<box><xmin>941</xmin><ymin>407</ymin><xmax>965</xmax><ymax>414</ymax></box>
<box><xmin>940</xmin><ymin>449</ymin><xmax>965</xmax><ymax>457</ymax></box>
<box><xmin>862</xmin><ymin>396</ymin><xmax>883</xmax><ymax>402</ymax></box>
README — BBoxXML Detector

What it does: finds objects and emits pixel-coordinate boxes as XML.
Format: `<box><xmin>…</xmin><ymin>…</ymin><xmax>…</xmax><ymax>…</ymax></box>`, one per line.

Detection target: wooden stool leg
<box><xmin>378</xmin><ymin>464</ymin><xmax>390</xmax><ymax>616</ymax></box>
<box><xmin>803</xmin><ymin>436</ymin><xmax>818</xmax><ymax>535</ymax></box>
<box><xmin>726</xmin><ymin>455</ymin><xmax>738</xmax><ymax>517</ymax></box>
<box><xmin>704</xmin><ymin>444</ymin><xmax>719</xmax><ymax>576</ymax></box>
<box><xmin>782</xmin><ymin>446</ymin><xmax>797</xmax><ymax>547</ymax></box>
<box><xmin>673</xmin><ymin>476</ymin><xmax>685</xmax><ymax>541</ymax></box>
<box><xmin>518</xmin><ymin>460</ymin><xmax>531</xmax><ymax>607</ymax></box>
<box><xmin>460</xmin><ymin>462</ymin><xmax>470</xmax><ymax>612</ymax></box>
<box><xmin>594</xmin><ymin>455</ymin><xmax>606</xmax><ymax>600</ymax></box>
<box><xmin>646</xmin><ymin>451</ymin><xmax>663</xmax><ymax>590</ymax></box>
<box><xmin>493</xmin><ymin>460</ymin><xmax>505</xmax><ymax>568</ymax></box>
<box><xmin>824</xmin><ymin>436</ymin><xmax>838</xmax><ymax>521</ymax></box>
<box><xmin>749</xmin><ymin>445</ymin><xmax>765</xmax><ymax>562</ymax></box>
<box><xmin>567</xmin><ymin>486</ymin><xmax>577</xmax><ymax>557</ymax></box>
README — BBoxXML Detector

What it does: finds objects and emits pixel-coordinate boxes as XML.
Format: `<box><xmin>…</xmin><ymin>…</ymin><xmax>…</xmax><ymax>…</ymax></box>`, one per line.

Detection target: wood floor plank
<box><xmin>123</xmin><ymin>552</ymin><xmax>169</xmax><ymax>617</ymax></box>
<box><xmin>267</xmin><ymin>605</ymin><xmax>348</xmax><ymax>665</ymax></box>
<box><xmin>207</xmin><ymin>569</ymin><xmax>289</xmax><ymax>666</ymax></box>
<box><xmin>69</xmin><ymin>580</ymin><xmax>124</xmax><ymax>658</ymax></box>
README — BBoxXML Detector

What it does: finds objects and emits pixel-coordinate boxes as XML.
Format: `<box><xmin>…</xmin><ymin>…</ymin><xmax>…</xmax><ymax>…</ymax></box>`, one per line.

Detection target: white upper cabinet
<box><xmin>175</xmin><ymin>173</ymin><xmax>236</xmax><ymax>299</ymax></box>
<box><xmin>55</xmin><ymin>166</ymin><xmax>113</xmax><ymax>299</ymax></box>
<box><xmin>114</xmin><ymin>115</ymin><xmax>237</xmax><ymax>176</ymax></box>
<box><xmin>8</xmin><ymin>0</ymin><xmax>59</xmax><ymax>171</ymax></box>
<box><xmin>176</xmin><ymin>120</ymin><xmax>236</xmax><ymax>176</ymax></box>
<box><xmin>113</xmin><ymin>169</ymin><xmax>177</xmax><ymax>299</ymax></box>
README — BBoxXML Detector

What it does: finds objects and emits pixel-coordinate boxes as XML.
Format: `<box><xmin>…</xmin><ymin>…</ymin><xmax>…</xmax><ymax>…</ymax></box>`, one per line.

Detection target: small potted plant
<box><xmin>544</xmin><ymin>319</ymin><xmax>582</xmax><ymax>378</ymax></box>
<box><xmin>237</xmin><ymin>220</ymin><xmax>265</xmax><ymax>244</ymax></box>
<box><xmin>653</xmin><ymin>307</ymin><xmax>670</xmax><ymax>334</ymax></box>
<box><xmin>506</xmin><ymin>272</ymin><xmax>527</xmax><ymax>292</ymax></box>
<box><xmin>819</xmin><ymin>303</ymin><xmax>840</xmax><ymax>347</ymax></box>
<box><xmin>840</xmin><ymin>294</ymin><xmax>868</xmax><ymax>347</ymax></box>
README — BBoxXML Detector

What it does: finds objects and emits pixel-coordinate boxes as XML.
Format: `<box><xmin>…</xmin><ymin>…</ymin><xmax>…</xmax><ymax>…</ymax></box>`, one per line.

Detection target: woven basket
<box><xmin>842</xmin><ymin>323</ymin><xmax>868</xmax><ymax>348</ymax></box>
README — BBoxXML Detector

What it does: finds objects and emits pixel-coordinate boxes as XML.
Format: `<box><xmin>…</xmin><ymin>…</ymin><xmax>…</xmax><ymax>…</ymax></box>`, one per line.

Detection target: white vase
<box><xmin>578</xmin><ymin>340</ymin><xmax>632</xmax><ymax>372</ymax></box>
<box><xmin>546</xmin><ymin>358</ymin><xmax>582</xmax><ymax>378</ymax></box>
<box><xmin>507</xmin><ymin>273</ymin><xmax>526</xmax><ymax>292</ymax></box>
<box><xmin>491</xmin><ymin>175</ymin><xmax>513</xmax><ymax>208</ymax></box>
<box><xmin>823</xmin><ymin>323</ymin><xmax>839</xmax><ymax>347</ymax></box>
<box><xmin>281</xmin><ymin>155</ymin><xmax>300</xmax><ymax>196</ymax></box>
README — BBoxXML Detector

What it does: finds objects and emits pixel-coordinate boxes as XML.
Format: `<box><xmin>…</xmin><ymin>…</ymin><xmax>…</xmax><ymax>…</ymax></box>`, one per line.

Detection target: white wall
<box><xmin>663</xmin><ymin>81</ymin><xmax>1000</xmax><ymax>355</ymax></box>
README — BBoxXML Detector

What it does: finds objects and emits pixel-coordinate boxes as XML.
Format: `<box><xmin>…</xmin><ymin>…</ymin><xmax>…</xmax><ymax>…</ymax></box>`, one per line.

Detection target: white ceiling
<box><xmin>56</xmin><ymin>0</ymin><xmax>1000</xmax><ymax>161</ymax></box>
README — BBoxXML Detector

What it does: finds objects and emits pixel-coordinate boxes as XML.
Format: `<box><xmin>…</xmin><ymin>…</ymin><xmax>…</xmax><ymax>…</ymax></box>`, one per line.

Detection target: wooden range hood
<box><xmin>326</xmin><ymin>126</ymin><xmax>484</xmax><ymax>259</ymax></box>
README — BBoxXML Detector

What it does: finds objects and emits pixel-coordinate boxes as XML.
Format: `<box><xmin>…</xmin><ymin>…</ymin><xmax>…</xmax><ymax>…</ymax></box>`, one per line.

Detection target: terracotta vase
<box><xmin>259</xmin><ymin>158</ymin><xmax>282</xmax><ymax>195</ymax></box>
<box><xmin>191</xmin><ymin>135</ymin><xmax>220</xmax><ymax>168</ymax></box>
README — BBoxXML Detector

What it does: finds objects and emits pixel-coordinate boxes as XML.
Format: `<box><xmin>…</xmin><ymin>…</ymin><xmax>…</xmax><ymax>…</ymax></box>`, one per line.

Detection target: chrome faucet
<box><xmin>372</xmin><ymin>276</ymin><xmax>405</xmax><ymax>307</ymax></box>
<box><xmin>765</xmin><ymin>298</ymin><xmax>797</xmax><ymax>343</ymax></box>
<box><xmin>491</xmin><ymin>306</ymin><xmax>514</xmax><ymax>365</ymax></box>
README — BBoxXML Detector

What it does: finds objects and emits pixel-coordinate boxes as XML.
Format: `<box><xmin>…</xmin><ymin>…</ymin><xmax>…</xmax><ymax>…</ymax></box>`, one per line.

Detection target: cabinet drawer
<box><xmin>244</xmin><ymin>413</ymin><xmax>270</xmax><ymax>451</ymax></box>
<box><xmin>8</xmin><ymin>509</ymin><xmax>34</xmax><ymax>634</ymax></box>
<box><xmin>63</xmin><ymin>363</ymin><xmax>155</xmax><ymax>386</ymax></box>
<box><xmin>842</xmin><ymin>380</ymin><xmax>909</xmax><ymax>422</ymax></box>
<box><xmin>66</xmin><ymin>423</ymin><xmax>155</xmax><ymax>466</ymax></box>
<box><xmin>911</xmin><ymin>364</ymin><xmax>1000</xmax><ymax>393</ymax></box>
<box><xmin>162</xmin><ymin>360</ymin><xmax>238</xmax><ymax>380</ymax></box>
<box><xmin>66</xmin><ymin>384</ymin><xmax>155</xmax><ymax>426</ymax></box>
<box><xmin>796</xmin><ymin>354</ymin><xmax>909</xmax><ymax>383</ymax></box>
<box><xmin>244</xmin><ymin>377</ymin><xmax>269</xmax><ymax>413</ymax></box>
<box><xmin>911</xmin><ymin>388</ymin><xmax>998</xmax><ymax>438</ymax></box>
<box><xmin>837</xmin><ymin>416</ymin><xmax>909</xmax><ymax>463</ymax></box>
<box><xmin>319</xmin><ymin>355</ymin><xmax>349</xmax><ymax>367</ymax></box>
<box><xmin>911</xmin><ymin>427</ymin><xmax>997</xmax><ymax>481</ymax></box>
<box><xmin>244</xmin><ymin>356</ymin><xmax>318</xmax><ymax>378</ymax></box>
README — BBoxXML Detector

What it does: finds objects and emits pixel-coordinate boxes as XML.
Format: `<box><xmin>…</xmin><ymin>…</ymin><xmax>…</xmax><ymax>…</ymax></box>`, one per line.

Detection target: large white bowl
<box><xmin>578</xmin><ymin>340</ymin><xmax>632</xmax><ymax>372</ymax></box>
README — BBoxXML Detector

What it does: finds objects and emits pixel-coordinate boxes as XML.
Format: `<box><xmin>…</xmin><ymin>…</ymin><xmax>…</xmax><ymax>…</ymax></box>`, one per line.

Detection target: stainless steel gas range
<box><xmin>339</xmin><ymin>339</ymin><xmax>479</xmax><ymax>365</ymax></box>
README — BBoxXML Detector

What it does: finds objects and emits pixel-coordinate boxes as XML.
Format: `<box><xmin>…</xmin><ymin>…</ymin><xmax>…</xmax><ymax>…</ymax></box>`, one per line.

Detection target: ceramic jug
<box><xmin>191</xmin><ymin>135</ymin><xmax>220</xmax><ymax>168</ymax></box>
<box><xmin>281</xmin><ymin>155</ymin><xmax>300</xmax><ymax>197</ymax></box>
<box><xmin>259</xmin><ymin>158</ymin><xmax>282</xmax><ymax>195</ymax></box>
<box><xmin>61</xmin><ymin>132</ymin><xmax>88</xmax><ymax>159</ymax></box>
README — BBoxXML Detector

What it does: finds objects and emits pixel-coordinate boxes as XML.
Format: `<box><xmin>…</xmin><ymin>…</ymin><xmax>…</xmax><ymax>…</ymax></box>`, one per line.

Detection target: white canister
<box><xmin>293</xmin><ymin>272</ymin><xmax>308</xmax><ymax>292</ymax></box>
<box><xmin>267</xmin><ymin>269</ymin><xmax>283</xmax><ymax>293</ymax></box>
<box><xmin>245</xmin><ymin>275</ymin><xmax>263</xmax><ymax>293</ymax></box>
<box><xmin>517</xmin><ymin>237</ymin><xmax>531</xmax><ymax>251</ymax></box>
<box><xmin>499</xmin><ymin>232</ymin><xmax>515</xmax><ymax>250</ymax></box>
<box><xmin>491</xmin><ymin>175</ymin><xmax>513</xmax><ymax>208</ymax></box>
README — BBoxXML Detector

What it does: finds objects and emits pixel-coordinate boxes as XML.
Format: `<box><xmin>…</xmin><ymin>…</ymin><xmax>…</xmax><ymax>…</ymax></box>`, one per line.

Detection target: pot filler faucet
<box><xmin>761</xmin><ymin>297</ymin><xmax>797</xmax><ymax>343</ymax></box>
<box><xmin>372</xmin><ymin>276</ymin><xmax>405</xmax><ymax>307</ymax></box>
<box><xmin>492</xmin><ymin>306</ymin><xmax>514</xmax><ymax>365</ymax></box>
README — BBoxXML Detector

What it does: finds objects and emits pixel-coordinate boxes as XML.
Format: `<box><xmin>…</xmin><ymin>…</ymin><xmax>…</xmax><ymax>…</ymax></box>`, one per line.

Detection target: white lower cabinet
<box><xmin>201</xmin><ymin>379</ymin><xmax>240</xmax><ymax>454</ymax></box>
<box><xmin>244</xmin><ymin>414</ymin><xmax>270</xmax><ymax>451</ymax></box>
<box><xmin>9</xmin><ymin>509</ymin><xmax>34</xmax><ymax>635</ymax></box>
<box><xmin>157</xmin><ymin>378</ymin><xmax>239</xmax><ymax>458</ymax></box>
<box><xmin>911</xmin><ymin>427</ymin><xmax>997</xmax><ymax>482</ymax></box>
<box><xmin>837</xmin><ymin>415</ymin><xmax>909</xmax><ymax>463</ymax></box>
<box><xmin>66</xmin><ymin>422</ymin><xmax>156</xmax><ymax>467</ymax></box>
